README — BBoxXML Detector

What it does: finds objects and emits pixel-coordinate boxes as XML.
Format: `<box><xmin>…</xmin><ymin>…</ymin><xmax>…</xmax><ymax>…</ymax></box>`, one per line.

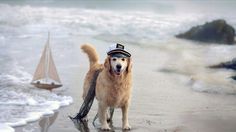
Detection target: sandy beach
<box><xmin>12</xmin><ymin>40</ymin><xmax>236</xmax><ymax>132</ymax></box>
<box><xmin>58</xmin><ymin>42</ymin><xmax>236</xmax><ymax>132</ymax></box>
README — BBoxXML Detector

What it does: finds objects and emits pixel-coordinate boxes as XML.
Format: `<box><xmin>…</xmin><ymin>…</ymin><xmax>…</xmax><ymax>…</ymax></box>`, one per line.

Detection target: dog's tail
<box><xmin>81</xmin><ymin>44</ymin><xmax>99</xmax><ymax>67</ymax></box>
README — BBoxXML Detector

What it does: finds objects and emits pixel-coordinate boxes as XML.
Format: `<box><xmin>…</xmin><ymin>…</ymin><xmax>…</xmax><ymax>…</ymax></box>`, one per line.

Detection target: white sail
<box><xmin>31</xmin><ymin>33</ymin><xmax>62</xmax><ymax>90</ymax></box>
<box><xmin>32</xmin><ymin>40</ymin><xmax>48</xmax><ymax>81</ymax></box>
<box><xmin>48</xmin><ymin>46</ymin><xmax>61</xmax><ymax>83</ymax></box>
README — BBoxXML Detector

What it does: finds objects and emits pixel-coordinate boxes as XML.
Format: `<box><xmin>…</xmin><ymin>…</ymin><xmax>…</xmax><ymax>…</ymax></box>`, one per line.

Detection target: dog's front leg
<box><xmin>121</xmin><ymin>104</ymin><xmax>131</xmax><ymax>130</ymax></box>
<box><xmin>98</xmin><ymin>103</ymin><xmax>110</xmax><ymax>130</ymax></box>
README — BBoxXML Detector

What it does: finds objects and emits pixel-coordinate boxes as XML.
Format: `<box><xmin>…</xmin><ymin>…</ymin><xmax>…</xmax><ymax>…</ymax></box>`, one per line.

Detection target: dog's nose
<box><xmin>116</xmin><ymin>64</ymin><xmax>122</xmax><ymax>70</ymax></box>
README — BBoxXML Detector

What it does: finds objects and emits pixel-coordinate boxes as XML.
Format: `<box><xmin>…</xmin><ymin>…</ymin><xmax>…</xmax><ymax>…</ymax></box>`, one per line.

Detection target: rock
<box><xmin>209</xmin><ymin>58</ymin><xmax>236</xmax><ymax>81</ymax></box>
<box><xmin>176</xmin><ymin>19</ymin><xmax>235</xmax><ymax>44</ymax></box>
<box><xmin>231</xmin><ymin>76</ymin><xmax>236</xmax><ymax>81</ymax></box>
<box><xmin>209</xmin><ymin>58</ymin><xmax>236</xmax><ymax>70</ymax></box>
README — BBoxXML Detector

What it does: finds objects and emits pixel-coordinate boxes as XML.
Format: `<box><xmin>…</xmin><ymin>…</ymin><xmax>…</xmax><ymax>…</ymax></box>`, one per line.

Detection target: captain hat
<box><xmin>107</xmin><ymin>43</ymin><xmax>131</xmax><ymax>58</ymax></box>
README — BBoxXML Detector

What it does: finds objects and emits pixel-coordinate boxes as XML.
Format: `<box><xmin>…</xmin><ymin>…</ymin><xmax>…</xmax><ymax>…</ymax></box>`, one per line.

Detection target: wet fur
<box><xmin>81</xmin><ymin>44</ymin><xmax>132</xmax><ymax>130</ymax></box>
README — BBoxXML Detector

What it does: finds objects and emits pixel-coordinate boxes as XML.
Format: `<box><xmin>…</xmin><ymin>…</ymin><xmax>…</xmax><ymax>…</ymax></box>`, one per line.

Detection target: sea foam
<box><xmin>0</xmin><ymin>62</ymin><xmax>73</xmax><ymax>131</ymax></box>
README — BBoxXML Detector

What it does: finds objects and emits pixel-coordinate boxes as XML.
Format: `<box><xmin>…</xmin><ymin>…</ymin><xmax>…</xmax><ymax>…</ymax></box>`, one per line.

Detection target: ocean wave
<box><xmin>0</xmin><ymin>4</ymin><xmax>220</xmax><ymax>42</ymax></box>
<box><xmin>0</xmin><ymin>83</ymin><xmax>73</xmax><ymax>129</ymax></box>
<box><xmin>0</xmin><ymin>4</ymin><xmax>235</xmax><ymax>44</ymax></box>
<box><xmin>0</xmin><ymin>124</ymin><xmax>14</xmax><ymax>132</ymax></box>
<box><xmin>0</xmin><ymin>60</ymin><xmax>73</xmax><ymax>131</ymax></box>
<box><xmin>155</xmin><ymin>39</ymin><xmax>236</xmax><ymax>95</ymax></box>
<box><xmin>191</xmin><ymin>77</ymin><xmax>236</xmax><ymax>95</ymax></box>
<box><xmin>0</xmin><ymin>3</ymin><xmax>235</xmax><ymax>44</ymax></box>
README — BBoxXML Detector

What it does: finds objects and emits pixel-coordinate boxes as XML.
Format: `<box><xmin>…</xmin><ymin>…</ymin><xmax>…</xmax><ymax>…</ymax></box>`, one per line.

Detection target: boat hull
<box><xmin>31</xmin><ymin>82</ymin><xmax>62</xmax><ymax>91</ymax></box>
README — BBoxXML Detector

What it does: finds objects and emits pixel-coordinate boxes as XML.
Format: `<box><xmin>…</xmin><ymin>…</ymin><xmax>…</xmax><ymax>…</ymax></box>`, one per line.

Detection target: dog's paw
<box><xmin>123</xmin><ymin>124</ymin><xmax>131</xmax><ymax>131</ymax></box>
<box><xmin>101</xmin><ymin>124</ymin><xmax>111</xmax><ymax>131</ymax></box>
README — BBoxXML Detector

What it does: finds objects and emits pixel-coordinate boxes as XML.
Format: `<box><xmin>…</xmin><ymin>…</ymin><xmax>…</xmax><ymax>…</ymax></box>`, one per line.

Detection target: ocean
<box><xmin>0</xmin><ymin>0</ymin><xmax>236</xmax><ymax>132</ymax></box>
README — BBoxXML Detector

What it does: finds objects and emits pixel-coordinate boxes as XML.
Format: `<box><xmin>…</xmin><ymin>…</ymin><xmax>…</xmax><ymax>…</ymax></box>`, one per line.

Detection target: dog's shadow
<box><xmin>72</xmin><ymin>119</ymin><xmax>132</xmax><ymax>132</ymax></box>
<box><xmin>72</xmin><ymin>119</ymin><xmax>130</xmax><ymax>132</ymax></box>
<box><xmin>71</xmin><ymin>108</ymin><xmax>130</xmax><ymax>132</ymax></box>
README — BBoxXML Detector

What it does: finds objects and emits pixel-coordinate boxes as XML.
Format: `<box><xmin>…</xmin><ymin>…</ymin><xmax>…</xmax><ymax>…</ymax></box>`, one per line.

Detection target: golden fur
<box><xmin>81</xmin><ymin>44</ymin><xmax>132</xmax><ymax>130</ymax></box>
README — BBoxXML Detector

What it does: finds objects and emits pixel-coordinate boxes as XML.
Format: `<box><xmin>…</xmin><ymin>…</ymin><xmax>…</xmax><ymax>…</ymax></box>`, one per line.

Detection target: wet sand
<box><xmin>16</xmin><ymin>41</ymin><xmax>236</xmax><ymax>132</ymax></box>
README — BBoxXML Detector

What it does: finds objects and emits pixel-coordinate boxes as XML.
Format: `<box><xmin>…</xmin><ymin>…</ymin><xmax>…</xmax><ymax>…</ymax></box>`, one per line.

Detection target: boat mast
<box><xmin>45</xmin><ymin>32</ymin><xmax>50</xmax><ymax>83</ymax></box>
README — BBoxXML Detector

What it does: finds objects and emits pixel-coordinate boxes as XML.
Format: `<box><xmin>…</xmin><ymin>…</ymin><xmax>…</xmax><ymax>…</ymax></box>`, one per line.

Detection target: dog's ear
<box><xmin>126</xmin><ymin>57</ymin><xmax>132</xmax><ymax>73</ymax></box>
<box><xmin>104</xmin><ymin>56</ymin><xmax>111</xmax><ymax>71</ymax></box>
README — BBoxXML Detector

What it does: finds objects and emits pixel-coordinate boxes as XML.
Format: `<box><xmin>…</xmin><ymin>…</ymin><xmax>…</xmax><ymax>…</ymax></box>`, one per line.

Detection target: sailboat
<box><xmin>31</xmin><ymin>33</ymin><xmax>62</xmax><ymax>90</ymax></box>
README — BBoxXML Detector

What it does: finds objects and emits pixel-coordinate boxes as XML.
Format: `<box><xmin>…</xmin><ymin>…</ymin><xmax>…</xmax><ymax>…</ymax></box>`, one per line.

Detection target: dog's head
<box><xmin>105</xmin><ymin>55</ymin><xmax>132</xmax><ymax>76</ymax></box>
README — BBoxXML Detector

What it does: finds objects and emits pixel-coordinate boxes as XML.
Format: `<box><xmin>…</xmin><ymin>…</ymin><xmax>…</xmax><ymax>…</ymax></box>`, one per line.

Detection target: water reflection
<box><xmin>71</xmin><ymin>108</ymin><xmax>117</xmax><ymax>132</ymax></box>
<box><xmin>72</xmin><ymin>119</ymin><xmax>131</xmax><ymax>132</ymax></box>
<box><xmin>39</xmin><ymin>111</ymin><xmax>59</xmax><ymax>132</ymax></box>
<box><xmin>71</xmin><ymin>112</ymin><xmax>131</xmax><ymax>132</ymax></box>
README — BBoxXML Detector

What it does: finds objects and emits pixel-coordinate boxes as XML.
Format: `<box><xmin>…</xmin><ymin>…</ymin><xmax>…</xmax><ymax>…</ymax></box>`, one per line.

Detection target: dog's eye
<box><xmin>112</xmin><ymin>58</ymin><xmax>117</xmax><ymax>61</ymax></box>
<box><xmin>121</xmin><ymin>58</ymin><xmax>125</xmax><ymax>61</ymax></box>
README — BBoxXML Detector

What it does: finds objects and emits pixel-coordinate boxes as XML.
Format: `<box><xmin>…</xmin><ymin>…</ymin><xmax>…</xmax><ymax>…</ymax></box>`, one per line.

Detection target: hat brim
<box><xmin>107</xmin><ymin>49</ymin><xmax>131</xmax><ymax>57</ymax></box>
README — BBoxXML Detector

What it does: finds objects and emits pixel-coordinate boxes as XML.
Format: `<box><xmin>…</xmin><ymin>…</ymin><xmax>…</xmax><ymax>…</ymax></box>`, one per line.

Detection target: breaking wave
<box><xmin>1</xmin><ymin>4</ymin><xmax>236</xmax><ymax>43</ymax></box>
<box><xmin>0</xmin><ymin>46</ymin><xmax>73</xmax><ymax>131</ymax></box>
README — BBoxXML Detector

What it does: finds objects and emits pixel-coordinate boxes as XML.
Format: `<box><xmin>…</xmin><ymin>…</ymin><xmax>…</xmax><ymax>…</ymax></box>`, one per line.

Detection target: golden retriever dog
<box><xmin>81</xmin><ymin>44</ymin><xmax>132</xmax><ymax>130</ymax></box>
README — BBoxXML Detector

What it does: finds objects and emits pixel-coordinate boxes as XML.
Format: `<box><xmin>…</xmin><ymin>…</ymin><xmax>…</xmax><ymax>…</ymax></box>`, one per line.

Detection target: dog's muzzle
<box><xmin>115</xmin><ymin>64</ymin><xmax>122</xmax><ymax>75</ymax></box>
